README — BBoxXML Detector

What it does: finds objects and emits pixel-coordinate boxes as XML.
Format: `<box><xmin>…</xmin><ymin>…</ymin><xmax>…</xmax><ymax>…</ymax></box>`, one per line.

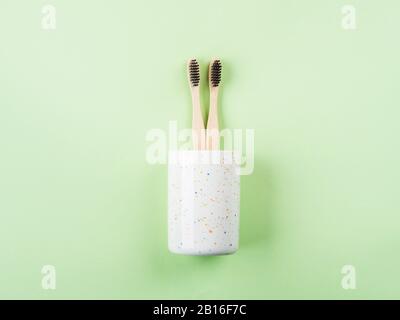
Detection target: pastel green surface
<box><xmin>0</xmin><ymin>0</ymin><xmax>399</xmax><ymax>299</ymax></box>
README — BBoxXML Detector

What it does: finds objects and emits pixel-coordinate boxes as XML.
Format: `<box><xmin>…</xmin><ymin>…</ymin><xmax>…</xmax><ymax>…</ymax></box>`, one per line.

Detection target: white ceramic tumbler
<box><xmin>168</xmin><ymin>150</ymin><xmax>240</xmax><ymax>255</ymax></box>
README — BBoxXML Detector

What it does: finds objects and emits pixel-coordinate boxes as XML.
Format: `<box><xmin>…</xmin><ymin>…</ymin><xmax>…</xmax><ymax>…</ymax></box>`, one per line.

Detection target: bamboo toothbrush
<box><xmin>206</xmin><ymin>59</ymin><xmax>222</xmax><ymax>150</ymax></box>
<box><xmin>187</xmin><ymin>59</ymin><xmax>205</xmax><ymax>149</ymax></box>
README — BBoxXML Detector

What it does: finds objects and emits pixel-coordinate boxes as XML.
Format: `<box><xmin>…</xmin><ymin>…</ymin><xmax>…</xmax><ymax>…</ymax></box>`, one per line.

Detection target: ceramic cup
<box><xmin>168</xmin><ymin>150</ymin><xmax>240</xmax><ymax>255</ymax></box>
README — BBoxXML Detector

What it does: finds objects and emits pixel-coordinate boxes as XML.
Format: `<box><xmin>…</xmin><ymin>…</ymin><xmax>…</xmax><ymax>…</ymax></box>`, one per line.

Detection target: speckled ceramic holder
<box><xmin>168</xmin><ymin>150</ymin><xmax>240</xmax><ymax>255</ymax></box>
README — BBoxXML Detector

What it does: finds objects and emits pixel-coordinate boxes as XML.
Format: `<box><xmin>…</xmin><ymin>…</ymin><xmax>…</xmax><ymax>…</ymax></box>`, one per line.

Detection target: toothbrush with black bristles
<box><xmin>187</xmin><ymin>58</ymin><xmax>205</xmax><ymax>149</ymax></box>
<box><xmin>206</xmin><ymin>59</ymin><xmax>222</xmax><ymax>150</ymax></box>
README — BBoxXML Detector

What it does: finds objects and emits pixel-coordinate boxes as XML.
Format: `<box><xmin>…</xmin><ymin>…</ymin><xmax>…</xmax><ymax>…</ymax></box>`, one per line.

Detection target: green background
<box><xmin>0</xmin><ymin>0</ymin><xmax>399</xmax><ymax>299</ymax></box>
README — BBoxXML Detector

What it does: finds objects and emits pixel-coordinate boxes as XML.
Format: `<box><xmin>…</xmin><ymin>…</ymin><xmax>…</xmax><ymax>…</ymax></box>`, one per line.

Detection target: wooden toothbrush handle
<box><xmin>191</xmin><ymin>89</ymin><xmax>205</xmax><ymax>150</ymax></box>
<box><xmin>206</xmin><ymin>89</ymin><xmax>219</xmax><ymax>150</ymax></box>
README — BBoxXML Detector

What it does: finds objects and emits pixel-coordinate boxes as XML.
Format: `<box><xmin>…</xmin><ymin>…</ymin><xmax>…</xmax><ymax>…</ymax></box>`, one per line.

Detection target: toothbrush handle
<box><xmin>206</xmin><ymin>89</ymin><xmax>219</xmax><ymax>150</ymax></box>
<box><xmin>191</xmin><ymin>89</ymin><xmax>205</xmax><ymax>150</ymax></box>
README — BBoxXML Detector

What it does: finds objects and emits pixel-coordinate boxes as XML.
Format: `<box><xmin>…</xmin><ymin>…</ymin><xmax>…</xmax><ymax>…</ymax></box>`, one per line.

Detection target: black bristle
<box><xmin>210</xmin><ymin>60</ymin><xmax>222</xmax><ymax>87</ymax></box>
<box><xmin>189</xmin><ymin>59</ymin><xmax>200</xmax><ymax>87</ymax></box>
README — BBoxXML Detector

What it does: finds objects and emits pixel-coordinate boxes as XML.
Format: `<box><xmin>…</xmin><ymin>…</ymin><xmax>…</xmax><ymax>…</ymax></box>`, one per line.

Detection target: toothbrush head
<box><xmin>209</xmin><ymin>59</ymin><xmax>222</xmax><ymax>88</ymax></box>
<box><xmin>188</xmin><ymin>59</ymin><xmax>200</xmax><ymax>87</ymax></box>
